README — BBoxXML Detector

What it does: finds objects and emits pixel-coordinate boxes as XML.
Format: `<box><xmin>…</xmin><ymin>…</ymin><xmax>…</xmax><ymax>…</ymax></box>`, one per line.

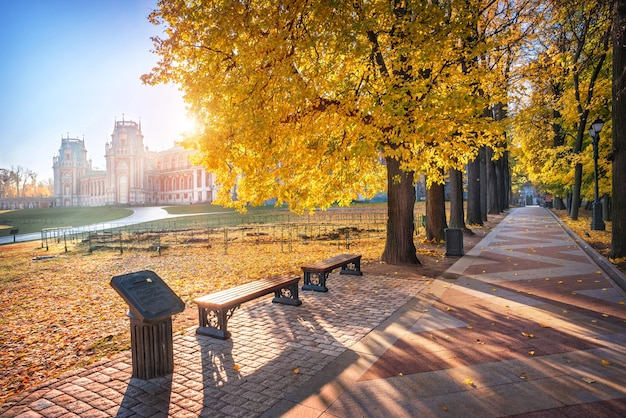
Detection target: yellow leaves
<box><xmin>521</xmin><ymin>332</ymin><xmax>534</xmax><ymax>338</ymax></box>
<box><xmin>464</xmin><ymin>378</ymin><xmax>476</xmax><ymax>388</ymax></box>
<box><xmin>293</xmin><ymin>367</ymin><xmax>300</xmax><ymax>374</ymax></box>
<box><xmin>233</xmin><ymin>364</ymin><xmax>241</xmax><ymax>372</ymax></box>
<box><xmin>528</xmin><ymin>350</ymin><xmax>535</xmax><ymax>356</ymax></box>
<box><xmin>602</xmin><ymin>359</ymin><xmax>611</xmax><ymax>366</ymax></box>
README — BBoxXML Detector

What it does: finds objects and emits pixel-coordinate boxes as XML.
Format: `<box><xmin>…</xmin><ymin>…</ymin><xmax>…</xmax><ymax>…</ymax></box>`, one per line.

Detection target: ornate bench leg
<box><xmin>196</xmin><ymin>305</ymin><xmax>238</xmax><ymax>340</ymax></box>
<box><xmin>273</xmin><ymin>282</ymin><xmax>302</xmax><ymax>306</ymax></box>
<box><xmin>302</xmin><ymin>271</ymin><xmax>330</xmax><ymax>292</ymax></box>
<box><xmin>340</xmin><ymin>258</ymin><xmax>363</xmax><ymax>276</ymax></box>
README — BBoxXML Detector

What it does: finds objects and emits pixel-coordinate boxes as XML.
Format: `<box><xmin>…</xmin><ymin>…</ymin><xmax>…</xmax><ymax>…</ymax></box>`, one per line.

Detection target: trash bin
<box><xmin>110</xmin><ymin>270</ymin><xmax>185</xmax><ymax>379</ymax></box>
<box><xmin>445</xmin><ymin>228</ymin><xmax>464</xmax><ymax>257</ymax></box>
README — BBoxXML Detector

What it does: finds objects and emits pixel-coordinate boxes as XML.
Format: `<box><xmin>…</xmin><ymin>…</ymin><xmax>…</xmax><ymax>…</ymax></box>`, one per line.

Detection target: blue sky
<box><xmin>0</xmin><ymin>0</ymin><xmax>190</xmax><ymax>181</ymax></box>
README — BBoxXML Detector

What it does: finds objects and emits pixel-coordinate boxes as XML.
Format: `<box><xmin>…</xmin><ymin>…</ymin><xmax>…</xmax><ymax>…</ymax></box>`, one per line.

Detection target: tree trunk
<box><xmin>426</xmin><ymin>178</ymin><xmax>447</xmax><ymax>241</ymax></box>
<box><xmin>486</xmin><ymin>147</ymin><xmax>500</xmax><ymax>214</ymax></box>
<box><xmin>566</xmin><ymin>190</ymin><xmax>572</xmax><ymax>214</ymax></box>
<box><xmin>382</xmin><ymin>156</ymin><xmax>420</xmax><ymax>265</ymax></box>
<box><xmin>495</xmin><ymin>156</ymin><xmax>504</xmax><ymax>213</ymax></box>
<box><xmin>479</xmin><ymin>146</ymin><xmax>488</xmax><ymax>222</ymax></box>
<box><xmin>570</xmin><ymin>159</ymin><xmax>583</xmax><ymax>220</ymax></box>
<box><xmin>466</xmin><ymin>155</ymin><xmax>483</xmax><ymax>225</ymax></box>
<box><xmin>611</xmin><ymin>0</ymin><xmax>626</xmax><ymax>258</ymax></box>
<box><xmin>502</xmin><ymin>150</ymin><xmax>510</xmax><ymax>210</ymax></box>
<box><xmin>449</xmin><ymin>167</ymin><xmax>471</xmax><ymax>233</ymax></box>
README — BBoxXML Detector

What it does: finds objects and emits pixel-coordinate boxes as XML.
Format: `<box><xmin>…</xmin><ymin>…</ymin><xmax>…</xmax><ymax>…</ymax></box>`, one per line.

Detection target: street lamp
<box><xmin>588</xmin><ymin>117</ymin><xmax>605</xmax><ymax>231</ymax></box>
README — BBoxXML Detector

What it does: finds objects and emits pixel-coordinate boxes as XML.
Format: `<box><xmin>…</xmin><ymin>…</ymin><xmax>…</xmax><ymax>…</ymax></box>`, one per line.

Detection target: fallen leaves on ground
<box><xmin>1</xmin><ymin>237</ymin><xmax>389</xmax><ymax>405</ymax></box>
<box><xmin>553</xmin><ymin>209</ymin><xmax>624</xmax><ymax>275</ymax></box>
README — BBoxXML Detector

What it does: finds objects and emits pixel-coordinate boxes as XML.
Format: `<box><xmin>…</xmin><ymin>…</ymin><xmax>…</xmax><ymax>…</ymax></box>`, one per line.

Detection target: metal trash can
<box><xmin>445</xmin><ymin>228</ymin><xmax>464</xmax><ymax>257</ymax></box>
<box><xmin>110</xmin><ymin>270</ymin><xmax>185</xmax><ymax>379</ymax></box>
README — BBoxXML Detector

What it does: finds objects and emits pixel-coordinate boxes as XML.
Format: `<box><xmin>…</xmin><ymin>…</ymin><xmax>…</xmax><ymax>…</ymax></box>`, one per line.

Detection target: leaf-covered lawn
<box><xmin>0</xmin><ymin>235</ymin><xmax>390</xmax><ymax>404</ymax></box>
<box><xmin>553</xmin><ymin>208</ymin><xmax>626</xmax><ymax>273</ymax></box>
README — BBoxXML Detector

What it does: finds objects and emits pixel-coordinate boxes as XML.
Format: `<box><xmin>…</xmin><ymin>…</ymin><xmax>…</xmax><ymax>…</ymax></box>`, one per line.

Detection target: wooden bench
<box><xmin>194</xmin><ymin>275</ymin><xmax>302</xmax><ymax>340</ymax></box>
<box><xmin>301</xmin><ymin>253</ymin><xmax>362</xmax><ymax>292</ymax></box>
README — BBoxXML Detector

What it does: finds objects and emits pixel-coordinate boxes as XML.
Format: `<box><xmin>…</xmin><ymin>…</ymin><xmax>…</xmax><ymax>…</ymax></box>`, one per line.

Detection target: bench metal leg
<box><xmin>340</xmin><ymin>258</ymin><xmax>362</xmax><ymax>276</ymax></box>
<box><xmin>196</xmin><ymin>305</ymin><xmax>239</xmax><ymax>340</ymax></box>
<box><xmin>302</xmin><ymin>271</ymin><xmax>329</xmax><ymax>292</ymax></box>
<box><xmin>273</xmin><ymin>282</ymin><xmax>302</xmax><ymax>306</ymax></box>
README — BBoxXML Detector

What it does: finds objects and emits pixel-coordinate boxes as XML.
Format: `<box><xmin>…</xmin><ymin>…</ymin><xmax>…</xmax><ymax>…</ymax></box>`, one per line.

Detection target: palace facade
<box><xmin>53</xmin><ymin>119</ymin><xmax>216</xmax><ymax>207</ymax></box>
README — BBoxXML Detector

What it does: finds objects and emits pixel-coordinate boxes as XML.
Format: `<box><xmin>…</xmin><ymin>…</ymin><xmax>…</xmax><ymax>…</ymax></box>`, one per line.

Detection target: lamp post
<box><xmin>588</xmin><ymin>118</ymin><xmax>605</xmax><ymax>231</ymax></box>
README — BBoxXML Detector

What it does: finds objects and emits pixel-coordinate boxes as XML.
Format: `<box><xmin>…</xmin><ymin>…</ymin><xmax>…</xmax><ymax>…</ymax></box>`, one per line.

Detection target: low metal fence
<box><xmin>39</xmin><ymin>208</ymin><xmax>426</xmax><ymax>254</ymax></box>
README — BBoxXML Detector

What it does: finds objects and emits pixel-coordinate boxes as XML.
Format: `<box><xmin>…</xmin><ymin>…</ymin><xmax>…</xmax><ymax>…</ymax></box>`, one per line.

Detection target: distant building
<box><xmin>53</xmin><ymin>118</ymin><xmax>216</xmax><ymax>207</ymax></box>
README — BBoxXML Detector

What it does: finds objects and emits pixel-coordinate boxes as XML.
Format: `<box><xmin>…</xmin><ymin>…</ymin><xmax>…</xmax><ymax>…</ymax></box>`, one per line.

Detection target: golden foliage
<box><xmin>143</xmin><ymin>0</ymin><xmax>521</xmax><ymax>208</ymax></box>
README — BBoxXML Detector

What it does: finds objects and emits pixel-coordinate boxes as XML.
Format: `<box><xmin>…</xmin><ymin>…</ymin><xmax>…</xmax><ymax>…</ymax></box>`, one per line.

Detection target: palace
<box><xmin>53</xmin><ymin>118</ymin><xmax>216</xmax><ymax>207</ymax></box>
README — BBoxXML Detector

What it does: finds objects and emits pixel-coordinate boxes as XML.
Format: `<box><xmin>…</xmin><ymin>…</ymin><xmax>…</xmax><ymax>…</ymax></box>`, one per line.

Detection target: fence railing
<box><xmin>39</xmin><ymin>208</ymin><xmax>426</xmax><ymax>254</ymax></box>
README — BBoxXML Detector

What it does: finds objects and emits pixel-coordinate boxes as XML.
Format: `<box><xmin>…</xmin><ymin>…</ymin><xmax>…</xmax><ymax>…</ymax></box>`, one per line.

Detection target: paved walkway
<box><xmin>2</xmin><ymin>206</ymin><xmax>626</xmax><ymax>417</ymax></box>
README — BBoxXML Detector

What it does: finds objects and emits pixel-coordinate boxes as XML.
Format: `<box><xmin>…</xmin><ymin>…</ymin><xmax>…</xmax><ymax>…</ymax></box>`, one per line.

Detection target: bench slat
<box><xmin>195</xmin><ymin>275</ymin><xmax>299</xmax><ymax>308</ymax></box>
<box><xmin>301</xmin><ymin>254</ymin><xmax>360</xmax><ymax>272</ymax></box>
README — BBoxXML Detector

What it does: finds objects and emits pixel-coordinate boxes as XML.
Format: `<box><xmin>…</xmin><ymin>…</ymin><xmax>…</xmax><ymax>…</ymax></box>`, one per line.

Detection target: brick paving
<box><xmin>2</xmin><ymin>206</ymin><xmax>626</xmax><ymax>417</ymax></box>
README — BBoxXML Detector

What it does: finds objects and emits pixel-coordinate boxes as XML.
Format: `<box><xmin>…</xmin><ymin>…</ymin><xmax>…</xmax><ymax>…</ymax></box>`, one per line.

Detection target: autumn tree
<box><xmin>0</xmin><ymin>168</ymin><xmax>9</xmax><ymax>199</ymax></box>
<box><xmin>513</xmin><ymin>0</ymin><xmax>612</xmax><ymax>220</ymax></box>
<box><xmin>144</xmin><ymin>1</ymin><xmax>507</xmax><ymax>264</ymax></box>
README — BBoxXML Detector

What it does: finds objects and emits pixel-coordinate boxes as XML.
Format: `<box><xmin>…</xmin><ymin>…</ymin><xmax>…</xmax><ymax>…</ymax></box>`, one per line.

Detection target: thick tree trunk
<box><xmin>426</xmin><ymin>179</ymin><xmax>447</xmax><ymax>241</ymax></box>
<box><xmin>570</xmin><ymin>160</ymin><xmax>583</xmax><ymax>220</ymax></box>
<box><xmin>611</xmin><ymin>0</ymin><xmax>626</xmax><ymax>258</ymax></box>
<box><xmin>466</xmin><ymin>155</ymin><xmax>483</xmax><ymax>225</ymax></box>
<box><xmin>486</xmin><ymin>147</ymin><xmax>500</xmax><ymax>214</ymax></box>
<box><xmin>449</xmin><ymin>167</ymin><xmax>471</xmax><ymax>233</ymax></box>
<box><xmin>382</xmin><ymin>156</ymin><xmax>420</xmax><ymax>265</ymax></box>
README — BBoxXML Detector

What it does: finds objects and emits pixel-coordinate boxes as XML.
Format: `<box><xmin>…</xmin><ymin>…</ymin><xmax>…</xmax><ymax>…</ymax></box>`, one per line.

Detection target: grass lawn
<box><xmin>0</xmin><ymin>207</ymin><xmax>134</xmax><ymax>235</ymax></box>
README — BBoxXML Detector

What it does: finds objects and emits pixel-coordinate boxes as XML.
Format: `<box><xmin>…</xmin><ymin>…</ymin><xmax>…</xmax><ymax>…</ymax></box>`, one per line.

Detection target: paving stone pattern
<box><xmin>270</xmin><ymin>207</ymin><xmax>626</xmax><ymax>417</ymax></box>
